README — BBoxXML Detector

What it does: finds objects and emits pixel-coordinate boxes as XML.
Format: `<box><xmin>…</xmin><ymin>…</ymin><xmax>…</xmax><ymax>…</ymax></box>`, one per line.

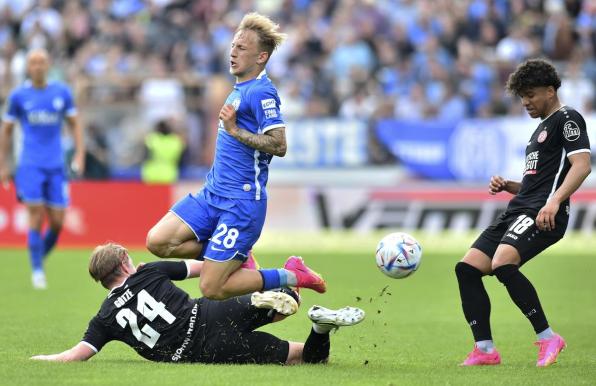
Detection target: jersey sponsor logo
<box><xmin>537</xmin><ymin>130</ymin><xmax>547</xmax><ymax>143</ymax></box>
<box><xmin>563</xmin><ymin>121</ymin><xmax>580</xmax><ymax>141</ymax></box>
<box><xmin>232</xmin><ymin>97</ymin><xmax>241</xmax><ymax>110</ymax></box>
<box><xmin>523</xmin><ymin>150</ymin><xmax>539</xmax><ymax>176</ymax></box>
<box><xmin>261</xmin><ymin>98</ymin><xmax>276</xmax><ymax>110</ymax></box>
<box><xmin>171</xmin><ymin>303</ymin><xmax>198</xmax><ymax>362</ymax></box>
<box><xmin>27</xmin><ymin>110</ymin><xmax>60</xmax><ymax>124</ymax></box>
<box><xmin>52</xmin><ymin>97</ymin><xmax>64</xmax><ymax>110</ymax></box>
<box><xmin>264</xmin><ymin>109</ymin><xmax>278</xmax><ymax>119</ymax></box>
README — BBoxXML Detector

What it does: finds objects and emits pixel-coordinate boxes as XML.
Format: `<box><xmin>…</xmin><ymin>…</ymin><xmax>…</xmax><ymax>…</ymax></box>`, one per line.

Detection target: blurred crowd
<box><xmin>1</xmin><ymin>0</ymin><xmax>595</xmax><ymax>174</ymax></box>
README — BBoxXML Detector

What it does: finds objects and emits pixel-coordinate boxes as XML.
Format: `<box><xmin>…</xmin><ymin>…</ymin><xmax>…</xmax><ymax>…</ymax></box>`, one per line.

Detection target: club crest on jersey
<box><xmin>232</xmin><ymin>97</ymin><xmax>241</xmax><ymax>111</ymax></box>
<box><xmin>261</xmin><ymin>98</ymin><xmax>276</xmax><ymax>110</ymax></box>
<box><xmin>537</xmin><ymin>130</ymin><xmax>547</xmax><ymax>143</ymax></box>
<box><xmin>52</xmin><ymin>97</ymin><xmax>64</xmax><ymax>110</ymax></box>
<box><xmin>563</xmin><ymin>121</ymin><xmax>580</xmax><ymax>141</ymax></box>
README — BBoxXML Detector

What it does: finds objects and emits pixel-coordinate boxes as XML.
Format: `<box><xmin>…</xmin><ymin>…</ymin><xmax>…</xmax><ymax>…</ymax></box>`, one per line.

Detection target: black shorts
<box><xmin>471</xmin><ymin>209</ymin><xmax>566</xmax><ymax>265</ymax></box>
<box><xmin>194</xmin><ymin>295</ymin><xmax>289</xmax><ymax>364</ymax></box>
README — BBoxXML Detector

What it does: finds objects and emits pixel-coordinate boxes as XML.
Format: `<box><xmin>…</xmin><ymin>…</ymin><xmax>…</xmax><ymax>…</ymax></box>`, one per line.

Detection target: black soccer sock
<box><xmin>455</xmin><ymin>262</ymin><xmax>493</xmax><ymax>341</ymax></box>
<box><xmin>493</xmin><ymin>264</ymin><xmax>549</xmax><ymax>334</ymax></box>
<box><xmin>302</xmin><ymin>328</ymin><xmax>330</xmax><ymax>364</ymax></box>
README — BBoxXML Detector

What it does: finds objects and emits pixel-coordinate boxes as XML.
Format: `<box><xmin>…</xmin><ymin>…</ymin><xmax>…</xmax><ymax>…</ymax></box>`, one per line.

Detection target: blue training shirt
<box><xmin>205</xmin><ymin>70</ymin><xmax>285</xmax><ymax>200</ymax></box>
<box><xmin>3</xmin><ymin>80</ymin><xmax>77</xmax><ymax>169</ymax></box>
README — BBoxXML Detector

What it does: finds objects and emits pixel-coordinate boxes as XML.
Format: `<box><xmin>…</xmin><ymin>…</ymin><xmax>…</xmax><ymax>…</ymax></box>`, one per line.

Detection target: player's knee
<box><xmin>199</xmin><ymin>280</ymin><xmax>227</xmax><ymax>300</ymax></box>
<box><xmin>455</xmin><ymin>261</ymin><xmax>483</xmax><ymax>280</ymax></box>
<box><xmin>145</xmin><ymin>232</ymin><xmax>170</xmax><ymax>258</ymax></box>
<box><xmin>492</xmin><ymin>264</ymin><xmax>518</xmax><ymax>283</ymax></box>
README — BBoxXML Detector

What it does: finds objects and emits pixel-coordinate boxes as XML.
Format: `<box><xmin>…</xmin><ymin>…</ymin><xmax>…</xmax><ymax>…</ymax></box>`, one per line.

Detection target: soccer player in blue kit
<box><xmin>0</xmin><ymin>49</ymin><xmax>85</xmax><ymax>289</ymax></box>
<box><xmin>146</xmin><ymin>13</ymin><xmax>326</xmax><ymax>299</ymax></box>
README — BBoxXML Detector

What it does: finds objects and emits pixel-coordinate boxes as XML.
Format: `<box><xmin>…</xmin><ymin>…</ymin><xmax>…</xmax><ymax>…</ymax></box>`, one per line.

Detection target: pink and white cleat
<box><xmin>535</xmin><ymin>334</ymin><xmax>566</xmax><ymax>367</ymax></box>
<box><xmin>460</xmin><ymin>345</ymin><xmax>501</xmax><ymax>366</ymax></box>
<box><xmin>241</xmin><ymin>250</ymin><xmax>260</xmax><ymax>270</ymax></box>
<box><xmin>284</xmin><ymin>256</ymin><xmax>326</xmax><ymax>293</ymax></box>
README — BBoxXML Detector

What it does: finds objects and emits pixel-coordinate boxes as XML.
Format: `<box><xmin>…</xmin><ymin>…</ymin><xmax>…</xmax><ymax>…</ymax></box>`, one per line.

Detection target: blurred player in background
<box><xmin>146</xmin><ymin>13</ymin><xmax>325</xmax><ymax>299</ymax></box>
<box><xmin>455</xmin><ymin>59</ymin><xmax>591</xmax><ymax>367</ymax></box>
<box><xmin>30</xmin><ymin>243</ymin><xmax>364</xmax><ymax>364</ymax></box>
<box><xmin>0</xmin><ymin>49</ymin><xmax>84</xmax><ymax>289</ymax></box>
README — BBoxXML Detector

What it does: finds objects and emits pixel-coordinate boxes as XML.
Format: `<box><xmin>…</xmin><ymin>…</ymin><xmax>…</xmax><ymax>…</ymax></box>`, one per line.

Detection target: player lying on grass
<box><xmin>31</xmin><ymin>243</ymin><xmax>364</xmax><ymax>364</ymax></box>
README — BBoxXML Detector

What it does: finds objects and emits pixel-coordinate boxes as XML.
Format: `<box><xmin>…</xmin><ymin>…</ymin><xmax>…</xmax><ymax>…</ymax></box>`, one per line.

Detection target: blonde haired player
<box><xmin>145</xmin><ymin>13</ymin><xmax>325</xmax><ymax>300</ymax></box>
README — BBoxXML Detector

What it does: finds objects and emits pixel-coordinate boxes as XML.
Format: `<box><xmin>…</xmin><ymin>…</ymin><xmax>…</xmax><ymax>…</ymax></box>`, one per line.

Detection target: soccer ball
<box><xmin>375</xmin><ymin>232</ymin><xmax>422</xmax><ymax>279</ymax></box>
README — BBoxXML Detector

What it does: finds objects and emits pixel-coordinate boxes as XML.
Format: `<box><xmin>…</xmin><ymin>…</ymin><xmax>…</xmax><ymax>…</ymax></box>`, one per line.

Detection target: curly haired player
<box><xmin>455</xmin><ymin>59</ymin><xmax>591</xmax><ymax>367</ymax></box>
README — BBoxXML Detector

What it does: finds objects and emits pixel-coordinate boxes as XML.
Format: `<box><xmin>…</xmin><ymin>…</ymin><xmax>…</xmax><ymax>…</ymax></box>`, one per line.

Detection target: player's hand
<box><xmin>488</xmin><ymin>175</ymin><xmax>507</xmax><ymax>195</ymax></box>
<box><xmin>136</xmin><ymin>262</ymin><xmax>146</xmax><ymax>270</ymax></box>
<box><xmin>536</xmin><ymin>199</ymin><xmax>559</xmax><ymax>232</ymax></box>
<box><xmin>218</xmin><ymin>104</ymin><xmax>239</xmax><ymax>136</ymax></box>
<box><xmin>0</xmin><ymin>164</ymin><xmax>11</xmax><ymax>190</ymax></box>
<box><xmin>71</xmin><ymin>151</ymin><xmax>85</xmax><ymax>177</ymax></box>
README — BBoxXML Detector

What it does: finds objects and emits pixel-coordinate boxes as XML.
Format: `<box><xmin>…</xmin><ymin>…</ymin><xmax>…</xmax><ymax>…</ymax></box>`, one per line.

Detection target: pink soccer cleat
<box><xmin>241</xmin><ymin>250</ymin><xmax>260</xmax><ymax>270</ymax></box>
<box><xmin>284</xmin><ymin>256</ymin><xmax>326</xmax><ymax>293</ymax></box>
<box><xmin>460</xmin><ymin>345</ymin><xmax>502</xmax><ymax>366</ymax></box>
<box><xmin>535</xmin><ymin>334</ymin><xmax>566</xmax><ymax>367</ymax></box>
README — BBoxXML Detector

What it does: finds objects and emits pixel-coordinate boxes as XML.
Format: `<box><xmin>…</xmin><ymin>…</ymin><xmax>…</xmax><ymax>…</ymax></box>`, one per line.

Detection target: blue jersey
<box><xmin>3</xmin><ymin>81</ymin><xmax>77</xmax><ymax>169</ymax></box>
<box><xmin>205</xmin><ymin>70</ymin><xmax>284</xmax><ymax>200</ymax></box>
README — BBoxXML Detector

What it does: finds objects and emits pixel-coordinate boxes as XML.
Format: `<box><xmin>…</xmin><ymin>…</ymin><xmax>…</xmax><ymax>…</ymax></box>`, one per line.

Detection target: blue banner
<box><xmin>376</xmin><ymin>119</ymin><xmax>509</xmax><ymax>181</ymax></box>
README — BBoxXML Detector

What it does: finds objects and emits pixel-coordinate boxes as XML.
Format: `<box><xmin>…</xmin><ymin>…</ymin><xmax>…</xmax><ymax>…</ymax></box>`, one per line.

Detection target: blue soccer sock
<box><xmin>28</xmin><ymin>230</ymin><xmax>44</xmax><ymax>272</ymax></box>
<box><xmin>43</xmin><ymin>229</ymin><xmax>60</xmax><ymax>257</ymax></box>
<box><xmin>259</xmin><ymin>269</ymin><xmax>297</xmax><ymax>290</ymax></box>
<box><xmin>259</xmin><ymin>269</ymin><xmax>281</xmax><ymax>290</ymax></box>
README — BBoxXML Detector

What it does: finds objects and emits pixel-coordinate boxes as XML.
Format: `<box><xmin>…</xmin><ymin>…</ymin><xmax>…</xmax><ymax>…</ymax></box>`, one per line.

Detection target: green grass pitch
<box><xmin>1</xmin><ymin>231</ymin><xmax>595</xmax><ymax>386</ymax></box>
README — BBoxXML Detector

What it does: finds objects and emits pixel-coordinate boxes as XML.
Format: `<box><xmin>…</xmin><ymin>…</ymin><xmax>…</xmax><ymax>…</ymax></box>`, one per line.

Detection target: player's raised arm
<box><xmin>31</xmin><ymin>342</ymin><xmax>96</xmax><ymax>362</ymax></box>
<box><xmin>0</xmin><ymin>120</ymin><xmax>15</xmax><ymax>189</ymax></box>
<box><xmin>219</xmin><ymin>104</ymin><xmax>287</xmax><ymax>156</ymax></box>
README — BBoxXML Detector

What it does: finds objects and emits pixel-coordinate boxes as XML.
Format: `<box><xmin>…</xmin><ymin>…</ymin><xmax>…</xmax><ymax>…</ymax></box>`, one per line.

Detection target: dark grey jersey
<box><xmin>507</xmin><ymin>106</ymin><xmax>591</xmax><ymax>217</ymax></box>
<box><xmin>82</xmin><ymin>261</ymin><xmax>202</xmax><ymax>363</ymax></box>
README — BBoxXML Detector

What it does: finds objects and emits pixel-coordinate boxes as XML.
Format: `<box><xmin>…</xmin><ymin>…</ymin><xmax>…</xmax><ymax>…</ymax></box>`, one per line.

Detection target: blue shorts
<box><xmin>14</xmin><ymin>164</ymin><xmax>69</xmax><ymax>208</ymax></box>
<box><xmin>170</xmin><ymin>189</ymin><xmax>267</xmax><ymax>262</ymax></box>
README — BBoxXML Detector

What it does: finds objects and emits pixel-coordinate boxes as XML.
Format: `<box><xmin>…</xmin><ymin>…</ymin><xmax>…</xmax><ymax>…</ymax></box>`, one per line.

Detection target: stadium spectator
<box><xmin>0</xmin><ymin>0</ymin><xmax>593</xmax><ymax>173</ymax></box>
<box><xmin>141</xmin><ymin>119</ymin><xmax>185</xmax><ymax>184</ymax></box>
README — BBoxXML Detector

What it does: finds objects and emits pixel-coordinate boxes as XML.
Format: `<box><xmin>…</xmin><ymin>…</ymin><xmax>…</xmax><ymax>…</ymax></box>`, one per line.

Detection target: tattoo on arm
<box><xmin>233</xmin><ymin>127</ymin><xmax>287</xmax><ymax>157</ymax></box>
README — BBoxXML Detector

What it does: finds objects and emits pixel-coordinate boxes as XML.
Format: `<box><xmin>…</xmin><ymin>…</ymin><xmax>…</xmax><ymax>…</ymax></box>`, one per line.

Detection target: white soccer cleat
<box><xmin>251</xmin><ymin>291</ymin><xmax>299</xmax><ymax>316</ymax></box>
<box><xmin>307</xmin><ymin>305</ymin><xmax>365</xmax><ymax>328</ymax></box>
<box><xmin>32</xmin><ymin>271</ymin><xmax>47</xmax><ymax>290</ymax></box>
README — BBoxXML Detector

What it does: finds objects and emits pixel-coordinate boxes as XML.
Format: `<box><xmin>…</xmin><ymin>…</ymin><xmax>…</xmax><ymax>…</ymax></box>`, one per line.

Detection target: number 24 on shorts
<box><xmin>211</xmin><ymin>223</ymin><xmax>240</xmax><ymax>248</ymax></box>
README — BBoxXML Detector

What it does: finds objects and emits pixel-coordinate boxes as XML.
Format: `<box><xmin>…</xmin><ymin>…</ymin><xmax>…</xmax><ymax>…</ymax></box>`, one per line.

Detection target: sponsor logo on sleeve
<box><xmin>261</xmin><ymin>98</ymin><xmax>276</xmax><ymax>110</ymax></box>
<box><xmin>563</xmin><ymin>121</ymin><xmax>580</xmax><ymax>141</ymax></box>
<box><xmin>264</xmin><ymin>109</ymin><xmax>278</xmax><ymax>119</ymax></box>
<box><xmin>232</xmin><ymin>97</ymin><xmax>241</xmax><ymax>110</ymax></box>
